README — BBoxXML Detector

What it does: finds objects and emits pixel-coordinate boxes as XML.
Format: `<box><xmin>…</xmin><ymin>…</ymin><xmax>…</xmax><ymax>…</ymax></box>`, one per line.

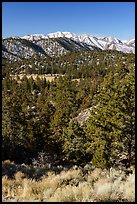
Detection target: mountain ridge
<box><xmin>2</xmin><ymin>31</ymin><xmax>135</xmax><ymax>62</ymax></box>
<box><xmin>20</xmin><ymin>31</ymin><xmax>135</xmax><ymax>45</ymax></box>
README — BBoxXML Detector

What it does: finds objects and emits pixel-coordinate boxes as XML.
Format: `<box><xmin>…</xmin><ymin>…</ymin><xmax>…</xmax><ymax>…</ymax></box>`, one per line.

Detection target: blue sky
<box><xmin>2</xmin><ymin>2</ymin><xmax>135</xmax><ymax>40</ymax></box>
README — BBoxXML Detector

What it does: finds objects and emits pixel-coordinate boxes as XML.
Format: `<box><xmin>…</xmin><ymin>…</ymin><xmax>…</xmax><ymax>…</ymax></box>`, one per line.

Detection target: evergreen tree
<box><xmin>63</xmin><ymin>119</ymin><xmax>87</xmax><ymax>164</ymax></box>
<box><xmin>85</xmin><ymin>64</ymin><xmax>135</xmax><ymax>168</ymax></box>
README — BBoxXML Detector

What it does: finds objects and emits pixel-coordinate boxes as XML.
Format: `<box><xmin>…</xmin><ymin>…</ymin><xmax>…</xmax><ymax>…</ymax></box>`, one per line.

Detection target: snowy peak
<box><xmin>47</xmin><ymin>31</ymin><xmax>75</xmax><ymax>38</ymax></box>
<box><xmin>20</xmin><ymin>31</ymin><xmax>135</xmax><ymax>54</ymax></box>
<box><xmin>21</xmin><ymin>32</ymin><xmax>76</xmax><ymax>41</ymax></box>
<box><xmin>21</xmin><ymin>34</ymin><xmax>48</xmax><ymax>41</ymax></box>
<box><xmin>98</xmin><ymin>36</ymin><xmax>122</xmax><ymax>44</ymax></box>
<box><xmin>122</xmin><ymin>39</ymin><xmax>135</xmax><ymax>47</ymax></box>
<box><xmin>2</xmin><ymin>32</ymin><xmax>135</xmax><ymax>61</ymax></box>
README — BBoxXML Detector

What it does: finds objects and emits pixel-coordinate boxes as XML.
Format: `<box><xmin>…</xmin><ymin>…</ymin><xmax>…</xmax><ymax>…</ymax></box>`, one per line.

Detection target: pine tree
<box><xmin>63</xmin><ymin>119</ymin><xmax>87</xmax><ymax>164</ymax></box>
<box><xmin>85</xmin><ymin>64</ymin><xmax>135</xmax><ymax>168</ymax></box>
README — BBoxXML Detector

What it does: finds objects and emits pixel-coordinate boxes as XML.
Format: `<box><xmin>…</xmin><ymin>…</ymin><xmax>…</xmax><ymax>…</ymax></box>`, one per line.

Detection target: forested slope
<box><xmin>2</xmin><ymin>49</ymin><xmax>135</xmax><ymax>171</ymax></box>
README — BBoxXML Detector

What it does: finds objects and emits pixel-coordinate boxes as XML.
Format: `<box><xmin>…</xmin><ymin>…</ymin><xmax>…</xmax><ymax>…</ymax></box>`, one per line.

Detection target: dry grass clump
<box><xmin>118</xmin><ymin>173</ymin><xmax>135</xmax><ymax>202</ymax></box>
<box><xmin>48</xmin><ymin>182</ymin><xmax>93</xmax><ymax>202</ymax></box>
<box><xmin>2</xmin><ymin>161</ymin><xmax>135</xmax><ymax>202</ymax></box>
<box><xmin>92</xmin><ymin>168</ymin><xmax>135</xmax><ymax>202</ymax></box>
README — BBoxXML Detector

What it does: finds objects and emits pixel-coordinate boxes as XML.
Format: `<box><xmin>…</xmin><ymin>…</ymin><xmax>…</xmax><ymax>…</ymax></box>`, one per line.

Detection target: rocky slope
<box><xmin>2</xmin><ymin>32</ymin><xmax>135</xmax><ymax>61</ymax></box>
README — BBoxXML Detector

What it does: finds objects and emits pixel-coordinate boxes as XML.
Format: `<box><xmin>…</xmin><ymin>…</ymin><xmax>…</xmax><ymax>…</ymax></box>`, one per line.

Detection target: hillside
<box><xmin>2</xmin><ymin>48</ymin><xmax>135</xmax><ymax>79</ymax></box>
<box><xmin>2</xmin><ymin>31</ymin><xmax>135</xmax><ymax>182</ymax></box>
<box><xmin>2</xmin><ymin>32</ymin><xmax>135</xmax><ymax>62</ymax></box>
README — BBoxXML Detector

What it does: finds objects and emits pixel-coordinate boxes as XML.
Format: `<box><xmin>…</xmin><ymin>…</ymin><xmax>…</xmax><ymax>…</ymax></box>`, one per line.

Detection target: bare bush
<box><xmin>2</xmin><ymin>161</ymin><xmax>135</xmax><ymax>202</ymax></box>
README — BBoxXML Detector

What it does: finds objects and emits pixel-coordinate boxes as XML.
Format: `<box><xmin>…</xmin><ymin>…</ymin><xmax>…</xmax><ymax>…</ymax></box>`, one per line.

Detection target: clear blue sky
<box><xmin>2</xmin><ymin>2</ymin><xmax>135</xmax><ymax>40</ymax></box>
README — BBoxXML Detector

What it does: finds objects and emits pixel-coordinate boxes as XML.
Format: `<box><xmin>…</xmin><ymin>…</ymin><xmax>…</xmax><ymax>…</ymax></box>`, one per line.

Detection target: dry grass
<box><xmin>10</xmin><ymin>74</ymin><xmax>57</xmax><ymax>82</ymax></box>
<box><xmin>2</xmin><ymin>161</ymin><xmax>135</xmax><ymax>202</ymax></box>
<box><xmin>10</xmin><ymin>74</ymin><xmax>80</xmax><ymax>83</ymax></box>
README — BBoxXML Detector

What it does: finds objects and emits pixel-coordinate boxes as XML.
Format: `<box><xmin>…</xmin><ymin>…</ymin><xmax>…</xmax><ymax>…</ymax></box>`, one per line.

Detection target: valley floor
<box><xmin>10</xmin><ymin>73</ymin><xmax>61</xmax><ymax>82</ymax></box>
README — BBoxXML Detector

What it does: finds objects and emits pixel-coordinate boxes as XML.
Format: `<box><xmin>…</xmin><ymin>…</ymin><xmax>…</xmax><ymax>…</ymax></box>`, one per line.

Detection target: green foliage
<box><xmin>3</xmin><ymin>49</ymin><xmax>134</xmax><ymax>77</ymax></box>
<box><xmin>63</xmin><ymin>119</ymin><xmax>87</xmax><ymax>164</ymax></box>
<box><xmin>85</xmin><ymin>64</ymin><xmax>135</xmax><ymax>168</ymax></box>
<box><xmin>92</xmin><ymin>145</ymin><xmax>107</xmax><ymax>169</ymax></box>
<box><xmin>2</xmin><ymin>50</ymin><xmax>135</xmax><ymax>169</ymax></box>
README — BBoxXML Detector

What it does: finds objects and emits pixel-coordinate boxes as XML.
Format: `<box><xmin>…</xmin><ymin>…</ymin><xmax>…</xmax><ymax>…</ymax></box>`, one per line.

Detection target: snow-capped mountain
<box><xmin>21</xmin><ymin>32</ymin><xmax>76</xmax><ymax>40</ymax></box>
<box><xmin>2</xmin><ymin>31</ymin><xmax>135</xmax><ymax>61</ymax></box>
<box><xmin>20</xmin><ymin>31</ymin><xmax>135</xmax><ymax>53</ymax></box>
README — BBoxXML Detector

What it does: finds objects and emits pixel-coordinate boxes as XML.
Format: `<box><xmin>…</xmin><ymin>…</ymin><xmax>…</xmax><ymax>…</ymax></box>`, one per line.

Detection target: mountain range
<box><xmin>2</xmin><ymin>31</ymin><xmax>135</xmax><ymax>61</ymax></box>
